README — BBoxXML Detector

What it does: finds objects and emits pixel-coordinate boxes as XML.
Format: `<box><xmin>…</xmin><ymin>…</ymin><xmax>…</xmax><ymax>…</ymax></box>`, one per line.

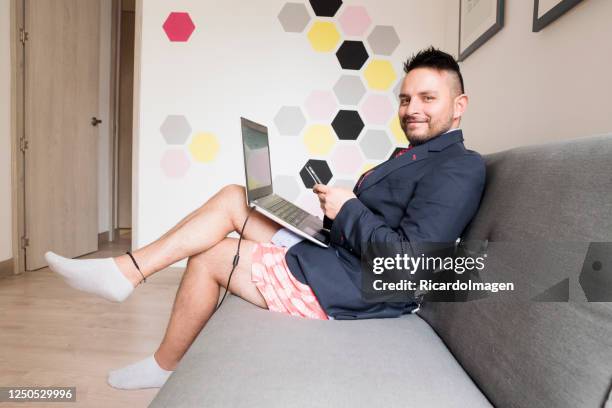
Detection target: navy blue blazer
<box><xmin>285</xmin><ymin>129</ymin><xmax>486</xmax><ymax>320</ymax></box>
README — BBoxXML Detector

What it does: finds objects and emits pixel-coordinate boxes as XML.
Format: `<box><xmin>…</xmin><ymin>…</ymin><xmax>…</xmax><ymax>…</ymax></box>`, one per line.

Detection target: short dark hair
<box><xmin>403</xmin><ymin>46</ymin><xmax>465</xmax><ymax>95</ymax></box>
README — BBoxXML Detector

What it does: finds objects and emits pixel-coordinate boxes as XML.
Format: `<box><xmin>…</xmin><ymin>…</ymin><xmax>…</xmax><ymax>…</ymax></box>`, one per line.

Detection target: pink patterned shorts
<box><xmin>251</xmin><ymin>242</ymin><xmax>329</xmax><ymax>320</ymax></box>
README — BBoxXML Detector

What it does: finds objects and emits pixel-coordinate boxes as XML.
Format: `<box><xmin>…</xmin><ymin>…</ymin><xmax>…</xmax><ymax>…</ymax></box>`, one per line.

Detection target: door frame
<box><xmin>9</xmin><ymin>0</ymin><xmax>25</xmax><ymax>275</ymax></box>
<box><xmin>9</xmin><ymin>0</ymin><xmax>124</xmax><ymax>274</ymax></box>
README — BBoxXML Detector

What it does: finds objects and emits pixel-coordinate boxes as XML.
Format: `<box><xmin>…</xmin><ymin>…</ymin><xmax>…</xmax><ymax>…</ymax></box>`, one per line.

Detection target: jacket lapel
<box><xmin>356</xmin><ymin>129</ymin><xmax>464</xmax><ymax>195</ymax></box>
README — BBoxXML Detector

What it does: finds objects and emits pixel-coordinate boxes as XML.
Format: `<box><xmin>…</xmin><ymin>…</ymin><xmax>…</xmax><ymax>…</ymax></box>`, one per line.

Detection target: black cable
<box><xmin>125</xmin><ymin>250</ymin><xmax>146</xmax><ymax>283</ymax></box>
<box><xmin>214</xmin><ymin>206</ymin><xmax>255</xmax><ymax>312</ymax></box>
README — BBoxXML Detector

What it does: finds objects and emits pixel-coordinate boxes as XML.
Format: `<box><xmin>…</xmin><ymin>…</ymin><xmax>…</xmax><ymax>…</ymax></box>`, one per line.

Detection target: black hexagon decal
<box><xmin>299</xmin><ymin>159</ymin><xmax>333</xmax><ymax>188</ymax></box>
<box><xmin>332</xmin><ymin>110</ymin><xmax>364</xmax><ymax>140</ymax></box>
<box><xmin>335</xmin><ymin>40</ymin><xmax>369</xmax><ymax>70</ymax></box>
<box><xmin>309</xmin><ymin>0</ymin><xmax>342</xmax><ymax>17</ymax></box>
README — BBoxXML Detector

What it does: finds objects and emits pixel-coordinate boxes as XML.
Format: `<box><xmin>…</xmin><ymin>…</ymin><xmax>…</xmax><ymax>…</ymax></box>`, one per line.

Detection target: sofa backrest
<box><xmin>417</xmin><ymin>134</ymin><xmax>612</xmax><ymax>408</ymax></box>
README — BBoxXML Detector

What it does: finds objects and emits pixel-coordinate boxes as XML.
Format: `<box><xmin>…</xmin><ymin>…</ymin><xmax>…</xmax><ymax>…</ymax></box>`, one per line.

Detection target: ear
<box><xmin>453</xmin><ymin>93</ymin><xmax>468</xmax><ymax>121</ymax></box>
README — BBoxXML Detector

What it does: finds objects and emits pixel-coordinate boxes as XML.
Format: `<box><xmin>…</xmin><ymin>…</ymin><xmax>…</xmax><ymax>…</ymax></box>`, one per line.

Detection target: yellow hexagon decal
<box><xmin>307</xmin><ymin>21</ymin><xmax>340</xmax><ymax>52</ymax></box>
<box><xmin>389</xmin><ymin>115</ymin><xmax>408</xmax><ymax>144</ymax></box>
<box><xmin>359</xmin><ymin>162</ymin><xmax>376</xmax><ymax>177</ymax></box>
<box><xmin>363</xmin><ymin>59</ymin><xmax>397</xmax><ymax>90</ymax></box>
<box><xmin>303</xmin><ymin>124</ymin><xmax>336</xmax><ymax>155</ymax></box>
<box><xmin>189</xmin><ymin>132</ymin><xmax>219</xmax><ymax>162</ymax></box>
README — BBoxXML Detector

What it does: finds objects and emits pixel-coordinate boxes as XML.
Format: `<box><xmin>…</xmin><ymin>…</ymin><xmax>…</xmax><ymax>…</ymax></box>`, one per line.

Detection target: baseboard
<box><xmin>98</xmin><ymin>231</ymin><xmax>110</xmax><ymax>245</ymax></box>
<box><xmin>0</xmin><ymin>257</ymin><xmax>16</xmax><ymax>278</ymax></box>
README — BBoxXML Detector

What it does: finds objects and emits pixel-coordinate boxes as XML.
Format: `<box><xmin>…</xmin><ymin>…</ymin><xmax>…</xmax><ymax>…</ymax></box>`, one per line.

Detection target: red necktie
<box><xmin>356</xmin><ymin>145</ymin><xmax>413</xmax><ymax>189</ymax></box>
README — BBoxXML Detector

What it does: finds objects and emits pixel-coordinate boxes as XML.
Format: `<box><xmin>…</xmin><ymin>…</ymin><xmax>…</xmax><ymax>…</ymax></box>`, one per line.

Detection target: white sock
<box><xmin>107</xmin><ymin>355</ymin><xmax>174</xmax><ymax>390</ymax></box>
<box><xmin>44</xmin><ymin>251</ymin><xmax>135</xmax><ymax>302</ymax></box>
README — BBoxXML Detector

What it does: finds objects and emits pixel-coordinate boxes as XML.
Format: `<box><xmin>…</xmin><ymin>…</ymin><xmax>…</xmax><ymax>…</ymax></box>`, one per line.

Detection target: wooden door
<box><xmin>25</xmin><ymin>0</ymin><xmax>100</xmax><ymax>270</ymax></box>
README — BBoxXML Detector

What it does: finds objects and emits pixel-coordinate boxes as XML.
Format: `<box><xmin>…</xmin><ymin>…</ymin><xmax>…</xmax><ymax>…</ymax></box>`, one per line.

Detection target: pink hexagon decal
<box><xmin>161</xmin><ymin>149</ymin><xmax>191</xmax><ymax>178</ymax></box>
<box><xmin>304</xmin><ymin>90</ymin><xmax>338</xmax><ymax>122</ymax></box>
<box><xmin>163</xmin><ymin>12</ymin><xmax>196</xmax><ymax>42</ymax></box>
<box><xmin>338</xmin><ymin>6</ymin><xmax>372</xmax><ymax>36</ymax></box>
<box><xmin>331</xmin><ymin>144</ymin><xmax>365</xmax><ymax>175</ymax></box>
<box><xmin>360</xmin><ymin>94</ymin><xmax>395</xmax><ymax>125</ymax></box>
<box><xmin>297</xmin><ymin>190</ymin><xmax>323</xmax><ymax>218</ymax></box>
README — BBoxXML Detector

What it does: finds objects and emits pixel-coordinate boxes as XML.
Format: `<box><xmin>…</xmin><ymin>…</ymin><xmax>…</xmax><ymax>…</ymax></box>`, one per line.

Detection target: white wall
<box><xmin>445</xmin><ymin>0</ymin><xmax>612</xmax><ymax>154</ymax></box>
<box><xmin>0</xmin><ymin>0</ymin><xmax>13</xmax><ymax>262</ymax></box>
<box><xmin>133</xmin><ymin>0</ymin><xmax>449</xmax><ymax>266</ymax></box>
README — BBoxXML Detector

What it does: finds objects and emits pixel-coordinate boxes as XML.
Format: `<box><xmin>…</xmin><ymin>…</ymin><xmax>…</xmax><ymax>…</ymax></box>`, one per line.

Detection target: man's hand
<box><xmin>313</xmin><ymin>184</ymin><xmax>356</xmax><ymax>220</ymax></box>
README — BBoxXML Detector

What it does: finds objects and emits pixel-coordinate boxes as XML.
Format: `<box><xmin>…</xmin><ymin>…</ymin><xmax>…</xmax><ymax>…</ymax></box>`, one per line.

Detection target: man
<box><xmin>45</xmin><ymin>47</ymin><xmax>485</xmax><ymax>389</ymax></box>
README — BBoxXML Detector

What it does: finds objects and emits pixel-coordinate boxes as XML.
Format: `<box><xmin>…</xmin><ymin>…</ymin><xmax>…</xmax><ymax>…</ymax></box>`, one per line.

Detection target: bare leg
<box><xmin>115</xmin><ymin>184</ymin><xmax>282</xmax><ymax>286</ymax></box>
<box><xmin>154</xmin><ymin>238</ymin><xmax>265</xmax><ymax>370</ymax></box>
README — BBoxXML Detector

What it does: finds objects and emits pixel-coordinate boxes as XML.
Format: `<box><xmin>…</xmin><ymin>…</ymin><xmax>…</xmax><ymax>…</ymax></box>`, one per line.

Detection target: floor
<box><xmin>0</xmin><ymin>231</ymin><xmax>185</xmax><ymax>407</ymax></box>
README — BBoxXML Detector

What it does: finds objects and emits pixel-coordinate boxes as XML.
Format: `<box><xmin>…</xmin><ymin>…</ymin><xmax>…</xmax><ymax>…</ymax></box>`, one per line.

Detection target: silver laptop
<box><xmin>240</xmin><ymin>117</ymin><xmax>330</xmax><ymax>248</ymax></box>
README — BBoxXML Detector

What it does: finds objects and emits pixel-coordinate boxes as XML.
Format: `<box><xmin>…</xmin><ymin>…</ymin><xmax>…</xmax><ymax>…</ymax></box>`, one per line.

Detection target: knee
<box><xmin>204</xmin><ymin>184</ymin><xmax>246</xmax><ymax>211</ymax></box>
<box><xmin>220</xmin><ymin>183</ymin><xmax>246</xmax><ymax>199</ymax></box>
<box><xmin>219</xmin><ymin>184</ymin><xmax>250</xmax><ymax>226</ymax></box>
<box><xmin>186</xmin><ymin>252</ymin><xmax>213</xmax><ymax>278</ymax></box>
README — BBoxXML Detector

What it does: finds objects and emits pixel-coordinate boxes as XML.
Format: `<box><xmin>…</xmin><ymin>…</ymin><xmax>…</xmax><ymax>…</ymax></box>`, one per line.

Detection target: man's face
<box><xmin>398</xmin><ymin>67</ymin><xmax>459</xmax><ymax>145</ymax></box>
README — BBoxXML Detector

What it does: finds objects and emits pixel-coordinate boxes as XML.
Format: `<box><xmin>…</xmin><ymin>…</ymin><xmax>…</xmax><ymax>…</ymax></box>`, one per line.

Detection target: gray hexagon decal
<box><xmin>160</xmin><ymin>115</ymin><xmax>192</xmax><ymax>145</ymax></box>
<box><xmin>359</xmin><ymin>129</ymin><xmax>393</xmax><ymax>160</ymax></box>
<box><xmin>332</xmin><ymin>178</ymin><xmax>356</xmax><ymax>190</ymax></box>
<box><xmin>367</xmin><ymin>25</ymin><xmax>400</xmax><ymax>56</ymax></box>
<box><xmin>333</xmin><ymin>75</ymin><xmax>367</xmax><ymax>106</ymax></box>
<box><xmin>274</xmin><ymin>106</ymin><xmax>307</xmax><ymax>136</ymax></box>
<box><xmin>273</xmin><ymin>174</ymin><xmax>301</xmax><ymax>201</ymax></box>
<box><xmin>278</xmin><ymin>3</ymin><xmax>311</xmax><ymax>33</ymax></box>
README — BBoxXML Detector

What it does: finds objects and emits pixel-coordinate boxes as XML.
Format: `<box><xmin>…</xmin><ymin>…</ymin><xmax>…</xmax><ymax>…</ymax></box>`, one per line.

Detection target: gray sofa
<box><xmin>151</xmin><ymin>134</ymin><xmax>612</xmax><ymax>408</ymax></box>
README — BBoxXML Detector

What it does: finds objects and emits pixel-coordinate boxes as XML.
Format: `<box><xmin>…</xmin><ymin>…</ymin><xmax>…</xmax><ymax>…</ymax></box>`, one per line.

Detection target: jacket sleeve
<box><xmin>329</xmin><ymin>153</ymin><xmax>486</xmax><ymax>258</ymax></box>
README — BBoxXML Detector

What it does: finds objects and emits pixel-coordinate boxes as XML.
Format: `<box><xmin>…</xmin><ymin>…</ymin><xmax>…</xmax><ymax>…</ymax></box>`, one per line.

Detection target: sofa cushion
<box><xmin>418</xmin><ymin>134</ymin><xmax>612</xmax><ymax>408</ymax></box>
<box><xmin>151</xmin><ymin>295</ymin><xmax>491</xmax><ymax>408</ymax></box>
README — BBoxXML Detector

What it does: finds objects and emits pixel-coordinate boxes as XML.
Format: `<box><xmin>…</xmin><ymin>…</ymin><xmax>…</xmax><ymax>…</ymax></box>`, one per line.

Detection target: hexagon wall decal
<box><xmin>332</xmin><ymin>110</ymin><xmax>364</xmax><ymax>140</ymax></box>
<box><xmin>278</xmin><ymin>3</ymin><xmax>311</xmax><ymax>33</ymax></box>
<box><xmin>389</xmin><ymin>115</ymin><xmax>408</xmax><ymax>145</ymax></box>
<box><xmin>188</xmin><ymin>132</ymin><xmax>220</xmax><ymax>162</ymax></box>
<box><xmin>360</xmin><ymin>93</ymin><xmax>395</xmax><ymax>125</ymax></box>
<box><xmin>274</xmin><ymin>175</ymin><xmax>301</xmax><ymax>201</ymax></box>
<box><xmin>161</xmin><ymin>150</ymin><xmax>191</xmax><ymax>178</ymax></box>
<box><xmin>297</xmin><ymin>190</ymin><xmax>323</xmax><ymax>218</ymax></box>
<box><xmin>363</xmin><ymin>59</ymin><xmax>397</xmax><ymax>90</ymax></box>
<box><xmin>336</xmin><ymin>40</ymin><xmax>369</xmax><ymax>70</ymax></box>
<box><xmin>303</xmin><ymin>124</ymin><xmax>336</xmax><ymax>156</ymax></box>
<box><xmin>333</xmin><ymin>75</ymin><xmax>366</xmax><ymax>105</ymax></box>
<box><xmin>307</xmin><ymin>21</ymin><xmax>341</xmax><ymax>52</ymax></box>
<box><xmin>299</xmin><ymin>159</ymin><xmax>333</xmax><ymax>188</ymax></box>
<box><xmin>304</xmin><ymin>90</ymin><xmax>338</xmax><ymax>122</ymax></box>
<box><xmin>160</xmin><ymin>115</ymin><xmax>192</xmax><ymax>145</ymax></box>
<box><xmin>338</xmin><ymin>6</ymin><xmax>371</xmax><ymax>36</ymax></box>
<box><xmin>274</xmin><ymin>106</ymin><xmax>307</xmax><ymax>136</ymax></box>
<box><xmin>359</xmin><ymin>129</ymin><xmax>393</xmax><ymax>160</ymax></box>
<box><xmin>360</xmin><ymin>162</ymin><xmax>376</xmax><ymax>175</ymax></box>
<box><xmin>162</xmin><ymin>12</ymin><xmax>196</xmax><ymax>42</ymax></box>
<box><xmin>331</xmin><ymin>143</ymin><xmax>365</xmax><ymax>175</ymax></box>
<box><xmin>308</xmin><ymin>0</ymin><xmax>342</xmax><ymax>17</ymax></box>
<box><xmin>332</xmin><ymin>178</ymin><xmax>356</xmax><ymax>190</ymax></box>
<box><xmin>367</xmin><ymin>25</ymin><xmax>400</xmax><ymax>56</ymax></box>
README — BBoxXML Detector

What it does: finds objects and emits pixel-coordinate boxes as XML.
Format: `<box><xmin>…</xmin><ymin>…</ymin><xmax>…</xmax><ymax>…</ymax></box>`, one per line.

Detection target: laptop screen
<box><xmin>241</xmin><ymin>118</ymin><xmax>273</xmax><ymax>203</ymax></box>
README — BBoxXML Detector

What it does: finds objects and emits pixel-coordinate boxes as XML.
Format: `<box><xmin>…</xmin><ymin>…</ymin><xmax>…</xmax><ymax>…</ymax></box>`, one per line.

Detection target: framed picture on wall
<box><xmin>458</xmin><ymin>0</ymin><xmax>504</xmax><ymax>62</ymax></box>
<box><xmin>532</xmin><ymin>0</ymin><xmax>583</xmax><ymax>32</ymax></box>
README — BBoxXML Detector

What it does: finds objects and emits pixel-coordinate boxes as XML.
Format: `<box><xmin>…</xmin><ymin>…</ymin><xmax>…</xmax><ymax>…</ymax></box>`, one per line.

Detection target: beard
<box><xmin>401</xmin><ymin>114</ymin><xmax>454</xmax><ymax>146</ymax></box>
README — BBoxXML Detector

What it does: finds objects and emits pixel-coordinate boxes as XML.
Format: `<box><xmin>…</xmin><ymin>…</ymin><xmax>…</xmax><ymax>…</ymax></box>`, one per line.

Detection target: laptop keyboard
<box><xmin>258</xmin><ymin>195</ymin><xmax>311</xmax><ymax>226</ymax></box>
